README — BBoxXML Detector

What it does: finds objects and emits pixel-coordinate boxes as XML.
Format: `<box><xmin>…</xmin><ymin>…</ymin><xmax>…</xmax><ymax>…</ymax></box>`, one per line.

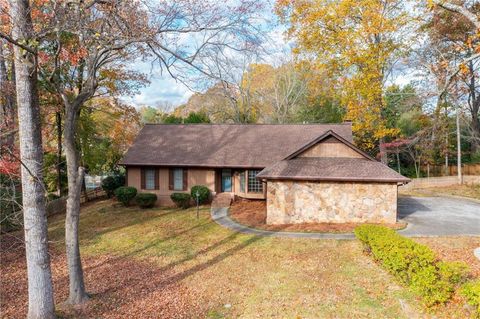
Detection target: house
<box><xmin>119</xmin><ymin>123</ymin><xmax>409</xmax><ymax>224</ymax></box>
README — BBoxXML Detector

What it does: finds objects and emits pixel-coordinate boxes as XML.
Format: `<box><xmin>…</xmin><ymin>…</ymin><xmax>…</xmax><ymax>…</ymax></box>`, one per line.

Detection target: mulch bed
<box><xmin>0</xmin><ymin>232</ymin><xmax>199</xmax><ymax>318</ymax></box>
<box><xmin>229</xmin><ymin>199</ymin><xmax>406</xmax><ymax>233</ymax></box>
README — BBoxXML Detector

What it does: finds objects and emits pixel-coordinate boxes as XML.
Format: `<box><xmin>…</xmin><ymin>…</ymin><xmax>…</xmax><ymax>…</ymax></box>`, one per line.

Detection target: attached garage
<box><xmin>257</xmin><ymin>133</ymin><xmax>409</xmax><ymax>225</ymax></box>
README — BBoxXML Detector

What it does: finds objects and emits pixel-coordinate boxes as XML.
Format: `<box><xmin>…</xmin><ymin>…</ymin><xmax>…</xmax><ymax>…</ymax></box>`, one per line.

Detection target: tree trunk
<box><xmin>56</xmin><ymin>111</ymin><xmax>63</xmax><ymax>196</ymax></box>
<box><xmin>64</xmin><ymin>102</ymin><xmax>89</xmax><ymax>304</ymax></box>
<box><xmin>379</xmin><ymin>137</ymin><xmax>388</xmax><ymax>164</ymax></box>
<box><xmin>471</xmin><ymin>110</ymin><xmax>480</xmax><ymax>153</ymax></box>
<box><xmin>0</xmin><ymin>41</ymin><xmax>16</xmax><ymax>149</ymax></box>
<box><xmin>396</xmin><ymin>148</ymin><xmax>401</xmax><ymax>174</ymax></box>
<box><xmin>9</xmin><ymin>0</ymin><xmax>56</xmax><ymax>318</ymax></box>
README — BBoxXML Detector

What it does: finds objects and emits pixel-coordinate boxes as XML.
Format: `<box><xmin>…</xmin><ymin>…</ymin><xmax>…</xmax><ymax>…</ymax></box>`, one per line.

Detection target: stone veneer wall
<box><xmin>266</xmin><ymin>181</ymin><xmax>398</xmax><ymax>224</ymax></box>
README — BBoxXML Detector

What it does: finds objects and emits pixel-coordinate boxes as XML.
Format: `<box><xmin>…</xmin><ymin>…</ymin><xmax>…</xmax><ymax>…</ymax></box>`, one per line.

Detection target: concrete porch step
<box><xmin>211</xmin><ymin>193</ymin><xmax>233</xmax><ymax>208</ymax></box>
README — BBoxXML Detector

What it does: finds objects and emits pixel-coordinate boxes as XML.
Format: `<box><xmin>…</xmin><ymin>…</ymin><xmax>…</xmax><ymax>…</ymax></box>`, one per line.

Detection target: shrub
<box><xmin>354</xmin><ymin>225</ymin><xmax>469</xmax><ymax>307</ymax></box>
<box><xmin>462</xmin><ymin>281</ymin><xmax>480</xmax><ymax>317</ymax></box>
<box><xmin>102</xmin><ymin>174</ymin><xmax>125</xmax><ymax>198</ymax></box>
<box><xmin>47</xmin><ymin>193</ymin><xmax>60</xmax><ymax>201</ymax></box>
<box><xmin>170</xmin><ymin>192</ymin><xmax>191</xmax><ymax>209</ymax></box>
<box><xmin>190</xmin><ymin>185</ymin><xmax>211</xmax><ymax>204</ymax></box>
<box><xmin>136</xmin><ymin>193</ymin><xmax>158</xmax><ymax>208</ymax></box>
<box><xmin>114</xmin><ymin>186</ymin><xmax>137</xmax><ymax>206</ymax></box>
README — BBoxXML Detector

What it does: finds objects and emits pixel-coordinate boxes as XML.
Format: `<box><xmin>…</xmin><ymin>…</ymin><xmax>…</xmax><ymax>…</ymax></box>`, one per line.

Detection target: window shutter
<box><xmin>168</xmin><ymin>169</ymin><xmax>174</xmax><ymax>190</ymax></box>
<box><xmin>140</xmin><ymin>168</ymin><xmax>146</xmax><ymax>189</ymax></box>
<box><xmin>154</xmin><ymin>168</ymin><xmax>159</xmax><ymax>190</ymax></box>
<box><xmin>183</xmin><ymin>169</ymin><xmax>188</xmax><ymax>191</ymax></box>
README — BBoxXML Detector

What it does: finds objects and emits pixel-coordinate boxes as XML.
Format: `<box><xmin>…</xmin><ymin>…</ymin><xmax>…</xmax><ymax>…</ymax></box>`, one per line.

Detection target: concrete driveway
<box><xmin>398</xmin><ymin>196</ymin><xmax>480</xmax><ymax>237</ymax></box>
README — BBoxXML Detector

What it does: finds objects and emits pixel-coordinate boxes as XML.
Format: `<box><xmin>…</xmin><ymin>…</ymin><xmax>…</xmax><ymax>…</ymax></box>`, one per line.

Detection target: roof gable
<box><xmin>120</xmin><ymin>124</ymin><xmax>354</xmax><ymax>168</ymax></box>
<box><xmin>284</xmin><ymin>130</ymin><xmax>375</xmax><ymax>161</ymax></box>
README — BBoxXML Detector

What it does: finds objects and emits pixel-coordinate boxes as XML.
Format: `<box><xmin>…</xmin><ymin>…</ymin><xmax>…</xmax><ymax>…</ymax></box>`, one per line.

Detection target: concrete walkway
<box><xmin>211</xmin><ymin>195</ymin><xmax>480</xmax><ymax>239</ymax></box>
<box><xmin>211</xmin><ymin>207</ymin><xmax>355</xmax><ymax>240</ymax></box>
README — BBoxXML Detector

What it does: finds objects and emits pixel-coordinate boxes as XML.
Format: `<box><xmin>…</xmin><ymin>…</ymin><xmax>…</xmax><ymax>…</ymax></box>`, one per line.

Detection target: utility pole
<box><xmin>456</xmin><ymin>106</ymin><xmax>462</xmax><ymax>184</ymax></box>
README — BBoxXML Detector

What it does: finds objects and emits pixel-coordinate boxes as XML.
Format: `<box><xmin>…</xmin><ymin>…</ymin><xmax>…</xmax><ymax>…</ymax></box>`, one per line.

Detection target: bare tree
<box><xmin>7</xmin><ymin>0</ymin><xmax>55</xmax><ymax>317</ymax></box>
<box><xmin>3</xmin><ymin>0</ymin><xmax>266</xmax><ymax>305</ymax></box>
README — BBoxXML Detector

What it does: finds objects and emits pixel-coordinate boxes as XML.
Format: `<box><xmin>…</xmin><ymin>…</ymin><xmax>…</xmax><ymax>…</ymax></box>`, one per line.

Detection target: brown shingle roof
<box><xmin>119</xmin><ymin>124</ymin><xmax>353</xmax><ymax>167</ymax></box>
<box><xmin>256</xmin><ymin>157</ymin><xmax>410</xmax><ymax>183</ymax></box>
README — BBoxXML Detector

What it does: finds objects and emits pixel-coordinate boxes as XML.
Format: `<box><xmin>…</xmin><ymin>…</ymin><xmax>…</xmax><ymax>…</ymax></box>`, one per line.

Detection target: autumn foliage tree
<box><xmin>276</xmin><ymin>0</ymin><xmax>414</xmax><ymax>154</ymax></box>
<box><xmin>1</xmin><ymin>0</ymin><xmax>266</xmax><ymax>306</ymax></box>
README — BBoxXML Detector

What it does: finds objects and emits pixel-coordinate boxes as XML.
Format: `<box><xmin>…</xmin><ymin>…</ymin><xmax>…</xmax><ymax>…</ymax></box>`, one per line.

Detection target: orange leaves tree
<box><xmin>428</xmin><ymin>0</ymin><xmax>480</xmax><ymax>154</ymax></box>
<box><xmin>2</xmin><ymin>0</ymin><xmax>266</xmax><ymax>306</ymax></box>
<box><xmin>276</xmin><ymin>0</ymin><xmax>414</xmax><ymax>152</ymax></box>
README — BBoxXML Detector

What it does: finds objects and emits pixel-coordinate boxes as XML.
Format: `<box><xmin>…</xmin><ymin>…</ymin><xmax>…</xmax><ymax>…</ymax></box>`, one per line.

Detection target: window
<box><xmin>239</xmin><ymin>171</ymin><xmax>245</xmax><ymax>193</ymax></box>
<box><xmin>173</xmin><ymin>168</ymin><xmax>183</xmax><ymax>190</ymax></box>
<box><xmin>144</xmin><ymin>169</ymin><xmax>156</xmax><ymax>190</ymax></box>
<box><xmin>247</xmin><ymin>170</ymin><xmax>262</xmax><ymax>193</ymax></box>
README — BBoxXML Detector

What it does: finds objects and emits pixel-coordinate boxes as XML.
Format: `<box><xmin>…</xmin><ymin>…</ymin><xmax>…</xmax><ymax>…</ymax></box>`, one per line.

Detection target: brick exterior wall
<box><xmin>266</xmin><ymin>181</ymin><xmax>398</xmax><ymax>224</ymax></box>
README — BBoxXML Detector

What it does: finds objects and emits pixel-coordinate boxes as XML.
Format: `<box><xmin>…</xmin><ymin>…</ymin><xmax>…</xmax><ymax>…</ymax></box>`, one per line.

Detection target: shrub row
<box><xmin>354</xmin><ymin>225</ymin><xmax>469</xmax><ymax>307</ymax></box>
<box><xmin>114</xmin><ymin>186</ymin><xmax>157</xmax><ymax>208</ymax></box>
<box><xmin>113</xmin><ymin>184</ymin><xmax>211</xmax><ymax>209</ymax></box>
<box><xmin>101</xmin><ymin>174</ymin><xmax>125</xmax><ymax>198</ymax></box>
<box><xmin>462</xmin><ymin>280</ymin><xmax>480</xmax><ymax>317</ymax></box>
<box><xmin>171</xmin><ymin>185</ymin><xmax>211</xmax><ymax>209</ymax></box>
<box><xmin>170</xmin><ymin>193</ymin><xmax>191</xmax><ymax>209</ymax></box>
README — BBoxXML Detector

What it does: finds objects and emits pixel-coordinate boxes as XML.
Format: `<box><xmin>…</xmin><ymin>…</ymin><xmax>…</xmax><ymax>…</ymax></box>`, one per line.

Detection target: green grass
<box><xmin>47</xmin><ymin>199</ymin><xmax>420</xmax><ymax>318</ymax></box>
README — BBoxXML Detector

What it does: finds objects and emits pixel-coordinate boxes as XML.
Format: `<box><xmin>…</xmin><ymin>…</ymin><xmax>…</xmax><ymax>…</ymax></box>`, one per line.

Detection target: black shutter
<box><xmin>140</xmin><ymin>168</ymin><xmax>145</xmax><ymax>189</ymax></box>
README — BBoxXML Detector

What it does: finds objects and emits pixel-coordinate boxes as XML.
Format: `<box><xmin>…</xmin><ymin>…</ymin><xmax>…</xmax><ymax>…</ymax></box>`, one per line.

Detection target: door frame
<box><xmin>221</xmin><ymin>168</ymin><xmax>232</xmax><ymax>192</ymax></box>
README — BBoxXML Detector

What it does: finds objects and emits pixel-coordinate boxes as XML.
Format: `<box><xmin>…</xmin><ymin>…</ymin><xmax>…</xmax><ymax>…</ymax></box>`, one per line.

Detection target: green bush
<box><xmin>135</xmin><ymin>193</ymin><xmax>158</xmax><ymax>208</ymax></box>
<box><xmin>114</xmin><ymin>186</ymin><xmax>137</xmax><ymax>206</ymax></box>
<box><xmin>46</xmin><ymin>193</ymin><xmax>60</xmax><ymax>201</ymax></box>
<box><xmin>102</xmin><ymin>174</ymin><xmax>125</xmax><ymax>198</ymax></box>
<box><xmin>355</xmin><ymin>225</ymin><xmax>469</xmax><ymax>307</ymax></box>
<box><xmin>190</xmin><ymin>185</ymin><xmax>211</xmax><ymax>204</ymax></box>
<box><xmin>170</xmin><ymin>192</ymin><xmax>191</xmax><ymax>209</ymax></box>
<box><xmin>462</xmin><ymin>280</ymin><xmax>480</xmax><ymax>317</ymax></box>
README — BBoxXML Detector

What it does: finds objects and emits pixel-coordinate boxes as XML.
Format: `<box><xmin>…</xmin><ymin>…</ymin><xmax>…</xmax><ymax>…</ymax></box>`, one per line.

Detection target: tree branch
<box><xmin>0</xmin><ymin>32</ymin><xmax>36</xmax><ymax>54</ymax></box>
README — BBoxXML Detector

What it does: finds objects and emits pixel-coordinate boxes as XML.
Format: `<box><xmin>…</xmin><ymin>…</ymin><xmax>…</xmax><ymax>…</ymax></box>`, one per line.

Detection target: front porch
<box><xmin>213</xmin><ymin>168</ymin><xmax>266</xmax><ymax>200</ymax></box>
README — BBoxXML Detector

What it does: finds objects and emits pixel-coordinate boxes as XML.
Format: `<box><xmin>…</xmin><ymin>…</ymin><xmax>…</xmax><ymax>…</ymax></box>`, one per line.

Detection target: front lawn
<box><xmin>0</xmin><ymin>199</ymin><xmax>475</xmax><ymax>318</ymax></box>
<box><xmin>400</xmin><ymin>184</ymin><xmax>480</xmax><ymax>200</ymax></box>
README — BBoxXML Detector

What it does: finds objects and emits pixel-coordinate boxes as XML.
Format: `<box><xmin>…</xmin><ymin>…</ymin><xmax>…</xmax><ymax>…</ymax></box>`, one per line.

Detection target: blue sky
<box><xmin>122</xmin><ymin>2</ymin><xmax>287</xmax><ymax>109</ymax></box>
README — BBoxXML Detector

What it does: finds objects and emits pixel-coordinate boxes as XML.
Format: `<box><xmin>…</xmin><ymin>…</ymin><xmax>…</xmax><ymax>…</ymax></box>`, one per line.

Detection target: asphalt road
<box><xmin>398</xmin><ymin>196</ymin><xmax>480</xmax><ymax>237</ymax></box>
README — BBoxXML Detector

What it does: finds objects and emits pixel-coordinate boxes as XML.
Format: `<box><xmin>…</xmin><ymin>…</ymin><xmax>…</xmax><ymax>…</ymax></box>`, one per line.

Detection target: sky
<box><xmin>120</xmin><ymin>2</ymin><xmax>416</xmax><ymax>110</ymax></box>
<box><xmin>122</xmin><ymin>3</ymin><xmax>288</xmax><ymax>109</ymax></box>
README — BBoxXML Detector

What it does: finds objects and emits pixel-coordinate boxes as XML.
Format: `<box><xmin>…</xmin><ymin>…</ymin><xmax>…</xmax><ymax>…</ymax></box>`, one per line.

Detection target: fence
<box><xmin>400</xmin><ymin>175</ymin><xmax>480</xmax><ymax>190</ymax></box>
<box><xmin>46</xmin><ymin>187</ymin><xmax>106</xmax><ymax>217</ymax></box>
<box><xmin>420</xmin><ymin>163</ymin><xmax>480</xmax><ymax>177</ymax></box>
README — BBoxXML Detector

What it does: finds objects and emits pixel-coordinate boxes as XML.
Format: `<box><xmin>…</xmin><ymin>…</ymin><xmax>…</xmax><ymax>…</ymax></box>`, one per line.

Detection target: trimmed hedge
<box><xmin>136</xmin><ymin>193</ymin><xmax>158</xmax><ymax>208</ymax></box>
<box><xmin>190</xmin><ymin>185</ymin><xmax>211</xmax><ymax>204</ymax></box>
<box><xmin>102</xmin><ymin>174</ymin><xmax>125</xmax><ymax>198</ymax></box>
<box><xmin>170</xmin><ymin>193</ymin><xmax>191</xmax><ymax>209</ymax></box>
<box><xmin>462</xmin><ymin>280</ymin><xmax>480</xmax><ymax>317</ymax></box>
<box><xmin>355</xmin><ymin>225</ymin><xmax>468</xmax><ymax>306</ymax></box>
<box><xmin>114</xmin><ymin>186</ymin><xmax>137</xmax><ymax>206</ymax></box>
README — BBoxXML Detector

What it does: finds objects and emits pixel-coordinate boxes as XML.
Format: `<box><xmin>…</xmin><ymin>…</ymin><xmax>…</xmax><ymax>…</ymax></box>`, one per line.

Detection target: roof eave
<box><xmin>257</xmin><ymin>175</ymin><xmax>411</xmax><ymax>183</ymax></box>
<box><xmin>120</xmin><ymin>162</ymin><xmax>266</xmax><ymax>169</ymax></box>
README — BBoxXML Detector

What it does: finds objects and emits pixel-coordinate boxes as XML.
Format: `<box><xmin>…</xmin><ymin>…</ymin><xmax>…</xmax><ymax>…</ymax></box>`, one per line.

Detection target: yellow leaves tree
<box><xmin>277</xmin><ymin>0</ymin><xmax>413</xmax><ymax>151</ymax></box>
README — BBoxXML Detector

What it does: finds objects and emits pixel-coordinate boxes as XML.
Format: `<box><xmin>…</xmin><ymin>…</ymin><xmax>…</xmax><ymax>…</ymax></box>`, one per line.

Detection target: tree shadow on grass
<box><xmin>94</xmin><ymin>230</ymin><xmax>265</xmax><ymax>297</ymax></box>
<box><xmin>56</xmin><ymin>231</ymin><xmax>267</xmax><ymax>318</ymax></box>
<box><xmin>82</xmin><ymin>219</ymin><xmax>215</xmax><ymax>272</ymax></box>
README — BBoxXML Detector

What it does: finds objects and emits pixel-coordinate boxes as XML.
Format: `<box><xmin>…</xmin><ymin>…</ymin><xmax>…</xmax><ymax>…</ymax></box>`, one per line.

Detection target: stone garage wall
<box><xmin>266</xmin><ymin>181</ymin><xmax>398</xmax><ymax>224</ymax></box>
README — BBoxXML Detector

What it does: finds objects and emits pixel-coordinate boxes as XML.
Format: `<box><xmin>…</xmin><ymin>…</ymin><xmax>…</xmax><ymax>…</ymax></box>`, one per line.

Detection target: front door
<box><xmin>221</xmin><ymin>169</ymin><xmax>232</xmax><ymax>192</ymax></box>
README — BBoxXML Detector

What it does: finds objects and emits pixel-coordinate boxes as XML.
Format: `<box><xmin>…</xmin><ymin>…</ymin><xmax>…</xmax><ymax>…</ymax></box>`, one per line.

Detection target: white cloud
<box><xmin>121</xmin><ymin>59</ymin><xmax>194</xmax><ymax>108</ymax></box>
